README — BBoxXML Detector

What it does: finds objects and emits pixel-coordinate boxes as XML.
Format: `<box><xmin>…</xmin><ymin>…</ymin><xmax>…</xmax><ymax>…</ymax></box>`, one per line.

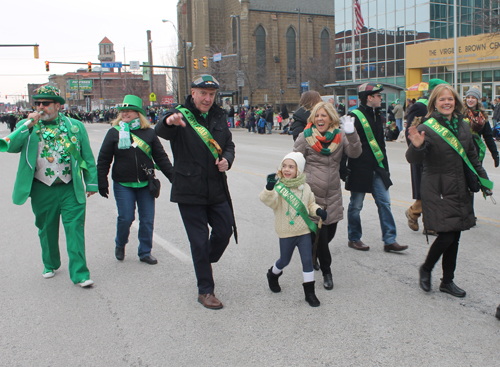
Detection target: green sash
<box><xmin>424</xmin><ymin>118</ymin><xmax>493</xmax><ymax>191</ymax></box>
<box><xmin>61</xmin><ymin>116</ymin><xmax>88</xmax><ymax>174</ymax></box>
<box><xmin>352</xmin><ymin>109</ymin><xmax>385</xmax><ymax>169</ymax></box>
<box><xmin>175</xmin><ymin>106</ymin><xmax>219</xmax><ymax>160</ymax></box>
<box><xmin>274</xmin><ymin>182</ymin><xmax>317</xmax><ymax>234</ymax></box>
<box><xmin>113</xmin><ymin>125</ymin><xmax>159</xmax><ymax>169</ymax></box>
<box><xmin>472</xmin><ymin>134</ymin><xmax>486</xmax><ymax>162</ymax></box>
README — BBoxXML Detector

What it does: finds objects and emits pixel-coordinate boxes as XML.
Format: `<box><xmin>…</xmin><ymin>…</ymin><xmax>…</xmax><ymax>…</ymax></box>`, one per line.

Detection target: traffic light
<box><xmin>193</xmin><ymin>58</ymin><xmax>199</xmax><ymax>70</ymax></box>
<box><xmin>34</xmin><ymin>45</ymin><xmax>39</xmax><ymax>59</ymax></box>
<box><xmin>87</xmin><ymin>62</ymin><xmax>92</xmax><ymax>72</ymax></box>
<box><xmin>45</xmin><ymin>61</ymin><xmax>49</xmax><ymax>72</ymax></box>
<box><xmin>202</xmin><ymin>56</ymin><xmax>208</xmax><ymax>68</ymax></box>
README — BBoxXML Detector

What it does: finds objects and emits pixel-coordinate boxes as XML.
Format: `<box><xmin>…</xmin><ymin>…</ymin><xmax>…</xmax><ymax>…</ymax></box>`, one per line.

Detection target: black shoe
<box><xmin>140</xmin><ymin>255</ymin><xmax>158</xmax><ymax>265</ymax></box>
<box><xmin>313</xmin><ymin>261</ymin><xmax>320</xmax><ymax>271</ymax></box>
<box><xmin>439</xmin><ymin>281</ymin><xmax>466</xmax><ymax>298</ymax></box>
<box><xmin>419</xmin><ymin>265</ymin><xmax>431</xmax><ymax>292</ymax></box>
<box><xmin>303</xmin><ymin>281</ymin><xmax>320</xmax><ymax>307</ymax></box>
<box><xmin>496</xmin><ymin>305</ymin><xmax>500</xmax><ymax>320</ymax></box>
<box><xmin>267</xmin><ymin>267</ymin><xmax>282</xmax><ymax>293</ymax></box>
<box><xmin>323</xmin><ymin>274</ymin><xmax>334</xmax><ymax>290</ymax></box>
<box><xmin>115</xmin><ymin>247</ymin><xmax>125</xmax><ymax>261</ymax></box>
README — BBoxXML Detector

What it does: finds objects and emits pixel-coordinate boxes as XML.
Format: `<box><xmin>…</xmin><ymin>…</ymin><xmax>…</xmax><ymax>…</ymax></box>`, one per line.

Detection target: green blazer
<box><xmin>6</xmin><ymin>114</ymin><xmax>98</xmax><ymax>205</ymax></box>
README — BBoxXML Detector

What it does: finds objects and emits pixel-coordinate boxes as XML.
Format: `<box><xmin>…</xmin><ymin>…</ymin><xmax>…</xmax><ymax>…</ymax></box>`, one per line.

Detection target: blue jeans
<box><xmin>347</xmin><ymin>171</ymin><xmax>397</xmax><ymax>245</ymax></box>
<box><xmin>396</xmin><ymin>118</ymin><xmax>403</xmax><ymax>131</ymax></box>
<box><xmin>113</xmin><ymin>182</ymin><xmax>155</xmax><ymax>259</ymax></box>
<box><xmin>276</xmin><ymin>234</ymin><xmax>313</xmax><ymax>273</ymax></box>
<box><xmin>228</xmin><ymin>117</ymin><xmax>234</xmax><ymax>128</ymax></box>
<box><xmin>266</xmin><ymin>122</ymin><xmax>273</xmax><ymax>134</ymax></box>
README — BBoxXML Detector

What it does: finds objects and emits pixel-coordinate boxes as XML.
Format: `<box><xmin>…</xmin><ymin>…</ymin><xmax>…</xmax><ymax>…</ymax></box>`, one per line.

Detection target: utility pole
<box><xmin>147</xmin><ymin>30</ymin><xmax>154</xmax><ymax>95</ymax></box>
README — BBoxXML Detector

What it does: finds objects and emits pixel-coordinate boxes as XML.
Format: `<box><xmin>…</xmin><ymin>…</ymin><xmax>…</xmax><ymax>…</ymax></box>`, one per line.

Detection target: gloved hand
<box><xmin>494</xmin><ymin>153</ymin><xmax>499</xmax><ymax>168</ymax></box>
<box><xmin>266</xmin><ymin>173</ymin><xmax>278</xmax><ymax>190</ymax></box>
<box><xmin>316</xmin><ymin>208</ymin><xmax>327</xmax><ymax>221</ymax></box>
<box><xmin>99</xmin><ymin>187</ymin><xmax>109</xmax><ymax>198</ymax></box>
<box><xmin>340</xmin><ymin>115</ymin><xmax>355</xmax><ymax>134</ymax></box>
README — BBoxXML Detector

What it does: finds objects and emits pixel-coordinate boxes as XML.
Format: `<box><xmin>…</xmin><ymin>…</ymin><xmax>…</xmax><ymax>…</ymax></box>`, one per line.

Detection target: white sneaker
<box><xmin>42</xmin><ymin>269</ymin><xmax>55</xmax><ymax>278</ymax></box>
<box><xmin>79</xmin><ymin>279</ymin><xmax>94</xmax><ymax>288</ymax></box>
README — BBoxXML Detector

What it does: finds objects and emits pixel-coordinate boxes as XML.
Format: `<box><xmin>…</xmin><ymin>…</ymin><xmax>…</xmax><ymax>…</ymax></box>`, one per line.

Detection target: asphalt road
<box><xmin>0</xmin><ymin>122</ymin><xmax>499</xmax><ymax>367</ymax></box>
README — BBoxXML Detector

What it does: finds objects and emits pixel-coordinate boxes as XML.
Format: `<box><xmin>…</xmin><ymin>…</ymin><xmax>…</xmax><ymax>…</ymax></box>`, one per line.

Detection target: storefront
<box><xmin>406</xmin><ymin>34</ymin><xmax>500</xmax><ymax>104</ymax></box>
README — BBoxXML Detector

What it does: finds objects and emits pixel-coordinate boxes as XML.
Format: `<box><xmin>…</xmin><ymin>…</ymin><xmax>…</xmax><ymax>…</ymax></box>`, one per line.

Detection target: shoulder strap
<box><xmin>352</xmin><ymin>109</ymin><xmax>385</xmax><ymax>169</ymax></box>
<box><xmin>274</xmin><ymin>182</ymin><xmax>317</xmax><ymax>234</ymax></box>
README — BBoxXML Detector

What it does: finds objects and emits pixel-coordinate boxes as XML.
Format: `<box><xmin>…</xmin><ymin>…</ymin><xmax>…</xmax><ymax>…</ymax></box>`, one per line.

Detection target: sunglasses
<box><xmin>34</xmin><ymin>101</ymin><xmax>54</xmax><ymax>106</ymax></box>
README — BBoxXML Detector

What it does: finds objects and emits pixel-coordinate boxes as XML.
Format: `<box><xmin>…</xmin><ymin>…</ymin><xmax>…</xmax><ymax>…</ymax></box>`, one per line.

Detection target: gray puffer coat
<box><xmin>406</xmin><ymin>113</ymin><xmax>488</xmax><ymax>233</ymax></box>
<box><xmin>294</xmin><ymin>130</ymin><xmax>362</xmax><ymax>225</ymax></box>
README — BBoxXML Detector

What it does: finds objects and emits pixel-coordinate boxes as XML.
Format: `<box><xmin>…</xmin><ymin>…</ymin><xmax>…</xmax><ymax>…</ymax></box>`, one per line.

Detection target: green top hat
<box><xmin>117</xmin><ymin>95</ymin><xmax>146</xmax><ymax>116</ymax></box>
<box><xmin>428</xmin><ymin>78</ymin><xmax>449</xmax><ymax>91</ymax></box>
<box><xmin>32</xmin><ymin>85</ymin><xmax>65</xmax><ymax>104</ymax></box>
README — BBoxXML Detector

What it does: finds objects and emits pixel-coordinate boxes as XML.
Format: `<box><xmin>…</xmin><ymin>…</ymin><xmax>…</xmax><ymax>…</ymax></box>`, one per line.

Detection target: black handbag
<box><xmin>142</xmin><ymin>164</ymin><xmax>161</xmax><ymax>198</ymax></box>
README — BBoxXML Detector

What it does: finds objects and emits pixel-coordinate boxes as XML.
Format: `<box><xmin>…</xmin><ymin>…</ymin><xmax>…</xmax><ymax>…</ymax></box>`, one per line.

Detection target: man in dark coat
<box><xmin>8</xmin><ymin>113</ymin><xmax>17</xmax><ymax>132</ymax></box>
<box><xmin>265</xmin><ymin>105</ymin><xmax>274</xmax><ymax>134</ymax></box>
<box><xmin>155</xmin><ymin>74</ymin><xmax>235</xmax><ymax>310</ymax></box>
<box><xmin>345</xmin><ymin>83</ymin><xmax>407</xmax><ymax>253</ymax></box>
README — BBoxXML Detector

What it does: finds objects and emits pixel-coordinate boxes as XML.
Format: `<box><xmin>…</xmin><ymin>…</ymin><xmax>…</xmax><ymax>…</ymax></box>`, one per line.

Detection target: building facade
<box><xmin>176</xmin><ymin>0</ymin><xmax>335</xmax><ymax>109</ymax></box>
<box><xmin>334</xmin><ymin>0</ymin><xmax>499</xmax><ymax>102</ymax></box>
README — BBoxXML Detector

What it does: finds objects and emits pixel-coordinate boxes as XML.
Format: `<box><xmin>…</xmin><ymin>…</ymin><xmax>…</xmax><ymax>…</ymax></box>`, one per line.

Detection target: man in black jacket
<box><xmin>155</xmin><ymin>75</ymin><xmax>236</xmax><ymax>310</ymax></box>
<box><xmin>346</xmin><ymin>83</ymin><xmax>407</xmax><ymax>253</ymax></box>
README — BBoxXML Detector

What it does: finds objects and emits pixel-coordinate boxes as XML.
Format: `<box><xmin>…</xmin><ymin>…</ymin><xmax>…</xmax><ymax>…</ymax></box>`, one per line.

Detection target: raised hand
<box><xmin>166</xmin><ymin>113</ymin><xmax>186</xmax><ymax>127</ymax></box>
<box><xmin>340</xmin><ymin>115</ymin><xmax>355</xmax><ymax>134</ymax></box>
<box><xmin>408</xmin><ymin>126</ymin><xmax>425</xmax><ymax>148</ymax></box>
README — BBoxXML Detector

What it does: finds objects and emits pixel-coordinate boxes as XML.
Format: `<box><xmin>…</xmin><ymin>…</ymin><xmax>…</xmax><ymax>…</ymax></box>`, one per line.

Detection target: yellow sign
<box><xmin>149</xmin><ymin>93</ymin><xmax>156</xmax><ymax>102</ymax></box>
<box><xmin>406</xmin><ymin>34</ymin><xmax>500</xmax><ymax>69</ymax></box>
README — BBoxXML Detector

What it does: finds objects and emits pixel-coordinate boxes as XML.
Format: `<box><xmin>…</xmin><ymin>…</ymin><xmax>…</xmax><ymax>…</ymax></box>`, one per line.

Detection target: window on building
<box><xmin>286</xmin><ymin>27</ymin><xmax>297</xmax><ymax>85</ymax></box>
<box><xmin>321</xmin><ymin>29</ymin><xmax>330</xmax><ymax>64</ymax></box>
<box><xmin>255</xmin><ymin>25</ymin><xmax>266</xmax><ymax>79</ymax></box>
<box><xmin>106</xmin><ymin>45</ymin><xmax>110</xmax><ymax>54</ymax></box>
<box><xmin>232</xmin><ymin>17</ymin><xmax>238</xmax><ymax>54</ymax></box>
<box><xmin>471</xmin><ymin>71</ymin><xmax>481</xmax><ymax>83</ymax></box>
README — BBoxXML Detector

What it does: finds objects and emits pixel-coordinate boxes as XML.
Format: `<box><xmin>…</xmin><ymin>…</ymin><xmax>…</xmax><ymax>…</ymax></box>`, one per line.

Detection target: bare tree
<box><xmin>240</xmin><ymin>54</ymin><xmax>272</xmax><ymax>107</ymax></box>
<box><xmin>206</xmin><ymin>43</ymin><xmax>238</xmax><ymax>91</ymax></box>
<box><xmin>302</xmin><ymin>56</ymin><xmax>335</xmax><ymax>95</ymax></box>
<box><xmin>124</xmin><ymin>77</ymin><xmax>150</xmax><ymax>100</ymax></box>
<box><xmin>479</xmin><ymin>0</ymin><xmax>500</xmax><ymax>37</ymax></box>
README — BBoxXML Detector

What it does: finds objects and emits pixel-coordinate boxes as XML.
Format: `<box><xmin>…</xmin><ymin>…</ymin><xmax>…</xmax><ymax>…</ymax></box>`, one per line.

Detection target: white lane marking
<box><xmin>131</xmin><ymin>222</ymin><xmax>191</xmax><ymax>263</ymax></box>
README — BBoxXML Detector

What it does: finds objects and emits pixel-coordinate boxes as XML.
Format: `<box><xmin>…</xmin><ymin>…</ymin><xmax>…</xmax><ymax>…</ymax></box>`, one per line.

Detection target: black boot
<box><xmin>303</xmin><ymin>281</ymin><xmax>320</xmax><ymax>307</ymax></box>
<box><xmin>323</xmin><ymin>274</ymin><xmax>334</xmax><ymax>290</ymax></box>
<box><xmin>496</xmin><ymin>304</ymin><xmax>500</xmax><ymax>320</ymax></box>
<box><xmin>267</xmin><ymin>267</ymin><xmax>282</xmax><ymax>293</ymax></box>
<box><xmin>419</xmin><ymin>265</ymin><xmax>431</xmax><ymax>292</ymax></box>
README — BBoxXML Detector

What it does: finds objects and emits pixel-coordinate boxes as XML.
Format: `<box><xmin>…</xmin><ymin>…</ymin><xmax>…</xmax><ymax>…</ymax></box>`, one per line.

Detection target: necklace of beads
<box><xmin>37</xmin><ymin>118</ymin><xmax>71</xmax><ymax>164</ymax></box>
<box><xmin>286</xmin><ymin>189</ymin><xmax>304</xmax><ymax>225</ymax></box>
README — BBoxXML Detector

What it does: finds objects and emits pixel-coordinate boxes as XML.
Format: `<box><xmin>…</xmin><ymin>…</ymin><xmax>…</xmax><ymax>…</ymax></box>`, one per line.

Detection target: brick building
<box><xmin>176</xmin><ymin>0</ymin><xmax>335</xmax><ymax>109</ymax></box>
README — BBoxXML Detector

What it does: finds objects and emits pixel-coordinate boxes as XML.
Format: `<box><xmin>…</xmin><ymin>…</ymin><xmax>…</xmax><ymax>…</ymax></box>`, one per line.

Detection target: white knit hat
<box><xmin>280</xmin><ymin>152</ymin><xmax>306</xmax><ymax>176</ymax></box>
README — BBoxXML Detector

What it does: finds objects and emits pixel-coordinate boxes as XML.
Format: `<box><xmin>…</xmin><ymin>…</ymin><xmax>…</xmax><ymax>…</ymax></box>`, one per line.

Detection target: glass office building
<box><xmin>334</xmin><ymin>0</ymin><xmax>497</xmax><ymax>90</ymax></box>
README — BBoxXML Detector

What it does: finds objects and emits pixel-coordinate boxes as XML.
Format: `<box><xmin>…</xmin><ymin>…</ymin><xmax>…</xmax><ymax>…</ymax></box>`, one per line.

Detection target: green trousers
<box><xmin>30</xmin><ymin>180</ymin><xmax>90</xmax><ymax>284</ymax></box>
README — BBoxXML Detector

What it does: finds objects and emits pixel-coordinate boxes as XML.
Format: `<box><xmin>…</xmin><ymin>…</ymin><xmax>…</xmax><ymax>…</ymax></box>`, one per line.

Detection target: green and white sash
<box><xmin>176</xmin><ymin>106</ymin><xmax>219</xmax><ymax>160</ymax></box>
<box><xmin>352</xmin><ymin>109</ymin><xmax>385</xmax><ymax>169</ymax></box>
<box><xmin>274</xmin><ymin>182</ymin><xmax>318</xmax><ymax>234</ymax></box>
<box><xmin>424</xmin><ymin>118</ymin><xmax>493</xmax><ymax>191</ymax></box>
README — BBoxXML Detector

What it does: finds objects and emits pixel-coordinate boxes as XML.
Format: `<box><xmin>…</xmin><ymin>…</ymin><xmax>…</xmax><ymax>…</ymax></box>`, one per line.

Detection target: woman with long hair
<box><xmin>407</xmin><ymin>84</ymin><xmax>491</xmax><ymax>298</ymax></box>
<box><xmin>291</xmin><ymin>91</ymin><xmax>322</xmax><ymax>141</ymax></box>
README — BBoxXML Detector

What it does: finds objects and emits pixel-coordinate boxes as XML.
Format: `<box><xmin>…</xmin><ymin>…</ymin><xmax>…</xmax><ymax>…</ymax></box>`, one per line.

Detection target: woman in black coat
<box><xmin>97</xmin><ymin>95</ymin><xmax>173</xmax><ymax>265</ymax></box>
<box><xmin>291</xmin><ymin>91</ymin><xmax>322</xmax><ymax>141</ymax></box>
<box><xmin>407</xmin><ymin>84</ymin><xmax>491</xmax><ymax>298</ymax></box>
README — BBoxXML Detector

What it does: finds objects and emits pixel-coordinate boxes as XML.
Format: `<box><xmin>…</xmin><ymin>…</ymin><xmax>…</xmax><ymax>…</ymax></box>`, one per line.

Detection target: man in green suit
<box><xmin>4</xmin><ymin>85</ymin><xmax>97</xmax><ymax>287</ymax></box>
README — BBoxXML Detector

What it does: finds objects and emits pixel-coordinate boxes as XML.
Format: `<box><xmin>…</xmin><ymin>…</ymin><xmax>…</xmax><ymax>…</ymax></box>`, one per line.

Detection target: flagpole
<box><xmin>352</xmin><ymin>1</ymin><xmax>355</xmax><ymax>83</ymax></box>
<box><xmin>453</xmin><ymin>0</ymin><xmax>458</xmax><ymax>89</ymax></box>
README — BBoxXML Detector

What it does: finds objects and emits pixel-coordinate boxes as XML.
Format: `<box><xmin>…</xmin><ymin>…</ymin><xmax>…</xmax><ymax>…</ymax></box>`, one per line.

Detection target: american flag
<box><xmin>354</xmin><ymin>0</ymin><xmax>364</xmax><ymax>35</ymax></box>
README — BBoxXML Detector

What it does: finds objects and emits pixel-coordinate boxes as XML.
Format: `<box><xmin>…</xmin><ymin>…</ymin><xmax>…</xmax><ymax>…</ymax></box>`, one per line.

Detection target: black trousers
<box><xmin>178</xmin><ymin>201</ymin><xmax>233</xmax><ymax>294</ymax></box>
<box><xmin>423</xmin><ymin>231</ymin><xmax>461</xmax><ymax>284</ymax></box>
<box><xmin>310</xmin><ymin>222</ymin><xmax>338</xmax><ymax>276</ymax></box>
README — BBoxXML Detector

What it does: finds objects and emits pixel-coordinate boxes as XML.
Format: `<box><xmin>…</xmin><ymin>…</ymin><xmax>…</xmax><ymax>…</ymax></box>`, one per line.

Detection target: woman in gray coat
<box><xmin>407</xmin><ymin>84</ymin><xmax>491</xmax><ymax>298</ymax></box>
<box><xmin>294</xmin><ymin>102</ymin><xmax>362</xmax><ymax>289</ymax></box>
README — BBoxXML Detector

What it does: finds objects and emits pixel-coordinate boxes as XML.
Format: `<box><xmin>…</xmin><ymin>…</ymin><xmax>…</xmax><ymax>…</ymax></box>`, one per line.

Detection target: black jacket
<box><xmin>346</xmin><ymin>104</ymin><xmax>391</xmax><ymax>192</ymax></box>
<box><xmin>155</xmin><ymin>96</ymin><xmax>235</xmax><ymax>205</ymax></box>
<box><xmin>291</xmin><ymin>107</ymin><xmax>311</xmax><ymax>141</ymax></box>
<box><xmin>265</xmin><ymin>108</ymin><xmax>274</xmax><ymax>123</ymax></box>
<box><xmin>97</xmin><ymin>127</ymin><xmax>174</xmax><ymax>190</ymax></box>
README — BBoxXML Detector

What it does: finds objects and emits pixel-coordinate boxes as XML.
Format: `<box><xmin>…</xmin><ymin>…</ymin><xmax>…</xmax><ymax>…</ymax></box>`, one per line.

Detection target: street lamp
<box><xmin>162</xmin><ymin>19</ymin><xmax>189</xmax><ymax>101</ymax></box>
<box><xmin>295</xmin><ymin>8</ymin><xmax>302</xmax><ymax>97</ymax></box>
<box><xmin>230</xmin><ymin>14</ymin><xmax>242</xmax><ymax>107</ymax></box>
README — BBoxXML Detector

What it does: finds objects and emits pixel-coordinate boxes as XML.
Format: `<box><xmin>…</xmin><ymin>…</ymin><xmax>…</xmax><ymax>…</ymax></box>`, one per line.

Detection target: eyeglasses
<box><xmin>34</xmin><ymin>101</ymin><xmax>53</xmax><ymax>106</ymax></box>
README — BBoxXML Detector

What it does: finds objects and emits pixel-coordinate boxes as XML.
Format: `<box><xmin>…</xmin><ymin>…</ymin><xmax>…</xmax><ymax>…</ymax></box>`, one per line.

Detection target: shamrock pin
<box><xmin>70</xmin><ymin>125</ymin><xmax>79</xmax><ymax>134</ymax></box>
<box><xmin>45</xmin><ymin>168</ymin><xmax>55</xmax><ymax>178</ymax></box>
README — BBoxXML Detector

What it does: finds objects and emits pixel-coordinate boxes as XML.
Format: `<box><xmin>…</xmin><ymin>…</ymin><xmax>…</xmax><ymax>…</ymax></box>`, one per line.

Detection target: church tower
<box><xmin>98</xmin><ymin>37</ymin><xmax>115</xmax><ymax>62</ymax></box>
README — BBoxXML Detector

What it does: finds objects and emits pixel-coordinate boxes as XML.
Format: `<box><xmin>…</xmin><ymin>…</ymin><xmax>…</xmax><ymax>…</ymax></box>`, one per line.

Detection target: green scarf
<box><xmin>437</xmin><ymin>113</ymin><xmax>459</xmax><ymax>137</ymax></box>
<box><xmin>118</xmin><ymin>118</ymin><xmax>141</xmax><ymax>149</ymax></box>
<box><xmin>279</xmin><ymin>173</ymin><xmax>306</xmax><ymax>188</ymax></box>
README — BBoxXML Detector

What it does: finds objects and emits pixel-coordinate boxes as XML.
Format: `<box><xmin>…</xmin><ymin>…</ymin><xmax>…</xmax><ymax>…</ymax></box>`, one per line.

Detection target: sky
<box><xmin>1</xmin><ymin>0</ymin><xmax>179</xmax><ymax>104</ymax></box>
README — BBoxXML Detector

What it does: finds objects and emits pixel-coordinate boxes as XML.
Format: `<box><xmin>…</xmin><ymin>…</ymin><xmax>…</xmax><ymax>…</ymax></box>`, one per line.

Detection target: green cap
<box><xmin>32</xmin><ymin>85</ymin><xmax>65</xmax><ymax>104</ymax></box>
<box><xmin>428</xmin><ymin>79</ymin><xmax>449</xmax><ymax>91</ymax></box>
<box><xmin>117</xmin><ymin>95</ymin><xmax>146</xmax><ymax>116</ymax></box>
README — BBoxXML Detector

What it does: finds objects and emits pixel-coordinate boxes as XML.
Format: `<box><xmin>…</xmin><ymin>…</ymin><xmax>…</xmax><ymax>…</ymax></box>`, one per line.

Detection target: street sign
<box><xmin>161</xmin><ymin>95</ymin><xmax>174</xmax><ymax>105</ymax></box>
<box><xmin>300</xmin><ymin>81</ymin><xmax>310</xmax><ymax>94</ymax></box>
<box><xmin>129</xmin><ymin>61</ymin><xmax>140</xmax><ymax>70</ymax></box>
<box><xmin>101</xmin><ymin>62</ymin><xmax>123</xmax><ymax>68</ymax></box>
<box><xmin>149</xmin><ymin>93</ymin><xmax>156</xmax><ymax>102</ymax></box>
<box><xmin>213</xmin><ymin>53</ymin><xmax>222</xmax><ymax>62</ymax></box>
<box><xmin>143</xmin><ymin>62</ymin><xmax>150</xmax><ymax>81</ymax></box>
